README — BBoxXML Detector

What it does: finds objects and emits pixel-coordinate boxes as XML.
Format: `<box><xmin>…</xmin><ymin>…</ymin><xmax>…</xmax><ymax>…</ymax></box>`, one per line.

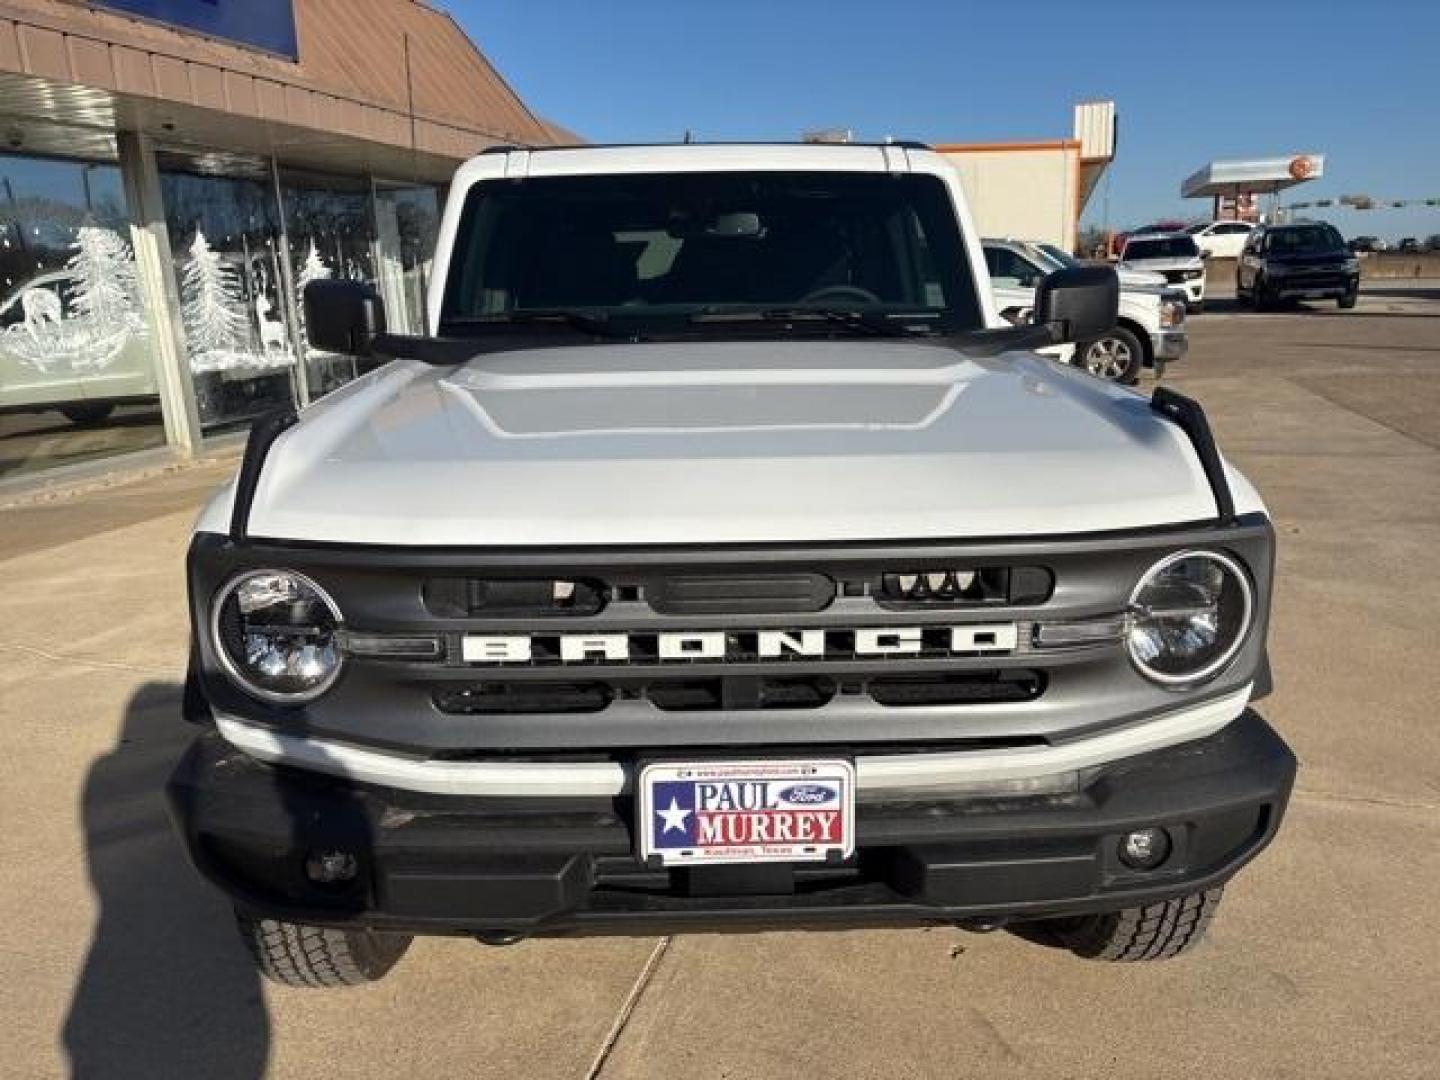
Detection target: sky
<box><xmin>446</xmin><ymin>0</ymin><xmax>1440</xmax><ymax>242</ymax></box>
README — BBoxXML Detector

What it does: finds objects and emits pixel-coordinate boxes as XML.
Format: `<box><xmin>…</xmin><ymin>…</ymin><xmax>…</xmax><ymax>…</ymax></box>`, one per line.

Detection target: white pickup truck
<box><xmin>984</xmin><ymin>238</ymin><xmax>1188</xmax><ymax>383</ymax></box>
<box><xmin>168</xmin><ymin>142</ymin><xmax>1294</xmax><ymax>987</ymax></box>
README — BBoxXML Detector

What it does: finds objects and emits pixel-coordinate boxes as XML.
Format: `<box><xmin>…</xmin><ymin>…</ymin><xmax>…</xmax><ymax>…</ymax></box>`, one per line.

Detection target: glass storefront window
<box><xmin>280</xmin><ymin>169</ymin><xmax>376</xmax><ymax>401</ymax></box>
<box><xmin>159</xmin><ymin>153</ymin><xmax>297</xmax><ymax>432</ymax></box>
<box><xmin>374</xmin><ymin>182</ymin><xmax>440</xmax><ymax>335</ymax></box>
<box><xmin>0</xmin><ymin>152</ymin><xmax>164</xmax><ymax>478</ymax></box>
<box><xmin>3</xmin><ymin>142</ymin><xmax>447</xmax><ymax>480</ymax></box>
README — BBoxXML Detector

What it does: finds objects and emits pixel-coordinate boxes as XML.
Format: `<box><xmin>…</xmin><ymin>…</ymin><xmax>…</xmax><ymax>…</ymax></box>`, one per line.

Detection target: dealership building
<box><xmin>937</xmin><ymin>102</ymin><xmax>1117</xmax><ymax>252</ymax></box>
<box><xmin>0</xmin><ymin>0</ymin><xmax>568</xmax><ymax>484</ymax></box>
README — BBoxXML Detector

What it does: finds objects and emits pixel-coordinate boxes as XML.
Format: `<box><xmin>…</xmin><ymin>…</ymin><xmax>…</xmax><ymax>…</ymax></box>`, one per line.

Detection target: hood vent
<box><xmin>424</xmin><ymin>577</ymin><xmax>608</xmax><ymax>618</ymax></box>
<box><xmin>878</xmin><ymin>566</ymin><xmax>1051</xmax><ymax>607</ymax></box>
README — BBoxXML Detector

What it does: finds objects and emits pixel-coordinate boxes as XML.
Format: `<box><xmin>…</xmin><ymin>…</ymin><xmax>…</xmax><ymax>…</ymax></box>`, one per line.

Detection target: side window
<box><xmin>985</xmin><ymin>247</ymin><xmax>1039</xmax><ymax>289</ymax></box>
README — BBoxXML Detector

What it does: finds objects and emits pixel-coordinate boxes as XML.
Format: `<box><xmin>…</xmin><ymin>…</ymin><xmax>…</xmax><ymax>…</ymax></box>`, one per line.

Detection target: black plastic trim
<box><xmin>1150</xmin><ymin>387</ymin><xmax>1235</xmax><ymax>524</ymax></box>
<box><xmin>228</xmin><ymin>407</ymin><xmax>298</xmax><ymax>542</ymax></box>
<box><xmin>167</xmin><ymin>710</ymin><xmax>1296</xmax><ymax>936</ymax></box>
<box><xmin>208</xmin><ymin>511</ymin><xmax>1270</xmax><ymax>564</ymax></box>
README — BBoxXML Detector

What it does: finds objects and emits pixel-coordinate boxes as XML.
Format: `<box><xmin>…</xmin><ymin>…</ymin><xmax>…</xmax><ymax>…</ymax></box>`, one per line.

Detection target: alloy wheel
<box><xmin>1082</xmin><ymin>336</ymin><xmax>1134</xmax><ymax>380</ymax></box>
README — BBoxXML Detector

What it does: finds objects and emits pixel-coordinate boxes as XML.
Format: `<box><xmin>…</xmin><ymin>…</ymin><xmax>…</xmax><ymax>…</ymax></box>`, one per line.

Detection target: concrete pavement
<box><xmin>2</xmin><ymin>290</ymin><xmax>1437</xmax><ymax>1078</ymax></box>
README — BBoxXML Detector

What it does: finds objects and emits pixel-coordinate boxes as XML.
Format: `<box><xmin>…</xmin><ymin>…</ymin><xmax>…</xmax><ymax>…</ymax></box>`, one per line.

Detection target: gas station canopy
<box><xmin>1182</xmin><ymin>155</ymin><xmax>1326</xmax><ymax>198</ymax></box>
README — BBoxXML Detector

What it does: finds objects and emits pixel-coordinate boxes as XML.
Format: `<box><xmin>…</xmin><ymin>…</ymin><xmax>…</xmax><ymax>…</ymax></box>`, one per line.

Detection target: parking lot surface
<box><xmin>2</xmin><ymin>287</ymin><xmax>1438</xmax><ymax>1079</ymax></box>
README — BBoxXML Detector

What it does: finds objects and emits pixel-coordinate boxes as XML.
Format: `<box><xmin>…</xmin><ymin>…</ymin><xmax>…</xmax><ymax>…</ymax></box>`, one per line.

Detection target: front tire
<box><xmin>1077</xmin><ymin>325</ymin><xmax>1144</xmax><ymax>384</ymax></box>
<box><xmin>1037</xmin><ymin>886</ymin><xmax>1224</xmax><ymax>962</ymax></box>
<box><xmin>1253</xmin><ymin>276</ymin><xmax>1275</xmax><ymax>311</ymax></box>
<box><xmin>1338</xmin><ymin>290</ymin><xmax>1358</xmax><ymax>309</ymax></box>
<box><xmin>236</xmin><ymin>912</ymin><xmax>412</xmax><ymax>988</ymax></box>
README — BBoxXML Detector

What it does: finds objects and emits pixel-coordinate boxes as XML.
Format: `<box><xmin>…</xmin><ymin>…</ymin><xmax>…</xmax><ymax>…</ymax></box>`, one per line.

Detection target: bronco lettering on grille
<box><xmin>460</xmin><ymin>624</ymin><xmax>1019</xmax><ymax>664</ymax></box>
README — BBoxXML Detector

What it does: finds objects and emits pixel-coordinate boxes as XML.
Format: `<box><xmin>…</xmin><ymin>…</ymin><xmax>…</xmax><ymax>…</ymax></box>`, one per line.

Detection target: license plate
<box><xmin>637</xmin><ymin>760</ymin><xmax>855</xmax><ymax>867</ymax></box>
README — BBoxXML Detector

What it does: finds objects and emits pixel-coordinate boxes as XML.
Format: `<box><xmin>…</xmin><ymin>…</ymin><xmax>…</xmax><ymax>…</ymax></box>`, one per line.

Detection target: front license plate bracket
<box><xmin>637</xmin><ymin>759</ymin><xmax>856</xmax><ymax>868</ymax></box>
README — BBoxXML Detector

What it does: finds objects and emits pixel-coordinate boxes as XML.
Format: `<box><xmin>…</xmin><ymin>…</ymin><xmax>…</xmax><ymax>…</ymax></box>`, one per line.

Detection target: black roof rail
<box><xmin>229</xmin><ymin>407</ymin><xmax>298</xmax><ymax>542</ymax></box>
<box><xmin>1150</xmin><ymin>387</ymin><xmax>1235</xmax><ymax>524</ymax></box>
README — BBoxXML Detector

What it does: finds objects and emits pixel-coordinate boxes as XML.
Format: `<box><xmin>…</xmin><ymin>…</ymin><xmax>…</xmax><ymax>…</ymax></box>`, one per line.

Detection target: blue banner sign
<box><xmin>94</xmin><ymin>1</ymin><xmax>299</xmax><ymax>60</ymax></box>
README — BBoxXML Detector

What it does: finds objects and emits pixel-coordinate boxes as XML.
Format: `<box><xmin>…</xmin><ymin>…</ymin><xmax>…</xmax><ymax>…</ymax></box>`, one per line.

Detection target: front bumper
<box><xmin>1273</xmin><ymin>272</ymin><xmax>1359</xmax><ymax>300</ymax></box>
<box><xmin>167</xmin><ymin>711</ymin><xmax>1296</xmax><ymax>937</ymax></box>
<box><xmin>1150</xmin><ymin>330</ymin><xmax>1188</xmax><ymax>362</ymax></box>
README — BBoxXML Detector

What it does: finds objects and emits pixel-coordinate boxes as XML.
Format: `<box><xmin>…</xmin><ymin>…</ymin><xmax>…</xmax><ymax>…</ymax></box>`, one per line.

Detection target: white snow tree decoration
<box><xmin>297</xmin><ymin>239</ymin><xmax>333</xmax><ymax>292</ymax></box>
<box><xmin>0</xmin><ymin>225</ymin><xmax>147</xmax><ymax>375</ymax></box>
<box><xmin>181</xmin><ymin>229</ymin><xmax>253</xmax><ymax>372</ymax></box>
<box><xmin>67</xmin><ymin>225</ymin><xmax>143</xmax><ymax>333</ymax></box>
<box><xmin>295</xmin><ymin>239</ymin><xmax>335</xmax><ymax>357</ymax></box>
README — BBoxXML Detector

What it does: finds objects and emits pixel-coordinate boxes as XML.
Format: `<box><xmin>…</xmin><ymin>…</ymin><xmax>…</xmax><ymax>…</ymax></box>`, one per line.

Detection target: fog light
<box><xmin>304</xmin><ymin>850</ymin><xmax>358</xmax><ymax>884</ymax></box>
<box><xmin>1118</xmin><ymin>828</ymin><xmax>1171</xmax><ymax>870</ymax></box>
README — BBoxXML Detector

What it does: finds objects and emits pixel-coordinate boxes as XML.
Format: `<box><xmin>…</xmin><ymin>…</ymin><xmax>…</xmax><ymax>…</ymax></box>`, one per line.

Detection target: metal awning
<box><xmin>1182</xmin><ymin>155</ymin><xmax>1325</xmax><ymax>198</ymax></box>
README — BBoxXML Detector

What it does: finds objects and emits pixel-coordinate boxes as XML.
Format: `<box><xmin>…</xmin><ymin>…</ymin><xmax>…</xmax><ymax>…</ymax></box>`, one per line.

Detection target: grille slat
<box><xmin>432</xmin><ymin>671</ymin><xmax>1042</xmax><ymax>715</ymax></box>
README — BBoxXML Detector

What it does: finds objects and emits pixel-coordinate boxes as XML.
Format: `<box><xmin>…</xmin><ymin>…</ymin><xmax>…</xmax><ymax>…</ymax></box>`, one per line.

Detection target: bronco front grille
<box><xmin>190</xmin><ymin>516</ymin><xmax>1275</xmax><ymax>753</ymax></box>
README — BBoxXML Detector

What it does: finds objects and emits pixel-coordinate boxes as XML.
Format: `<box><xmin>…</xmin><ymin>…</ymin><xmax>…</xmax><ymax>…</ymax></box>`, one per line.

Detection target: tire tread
<box><xmin>236</xmin><ymin>912</ymin><xmax>410</xmax><ymax>988</ymax></box>
<box><xmin>1058</xmin><ymin>887</ymin><xmax>1223</xmax><ymax>962</ymax></box>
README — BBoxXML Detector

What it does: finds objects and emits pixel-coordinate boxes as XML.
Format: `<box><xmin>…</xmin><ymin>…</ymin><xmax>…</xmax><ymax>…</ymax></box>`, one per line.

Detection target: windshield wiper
<box><xmin>687</xmin><ymin>307</ymin><xmax>941</xmax><ymax>337</ymax></box>
<box><xmin>443</xmin><ymin>310</ymin><xmax>621</xmax><ymax>337</ymax></box>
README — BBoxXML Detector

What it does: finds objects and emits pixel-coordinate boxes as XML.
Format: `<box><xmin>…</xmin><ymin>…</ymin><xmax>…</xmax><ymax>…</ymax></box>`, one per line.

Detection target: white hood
<box><xmin>1120</xmin><ymin>256</ymin><xmax>1203</xmax><ymax>274</ymax></box>
<box><xmin>231</xmin><ymin>340</ymin><xmax>1245</xmax><ymax>546</ymax></box>
<box><xmin>1118</xmin><ymin>267</ymin><xmax>1168</xmax><ymax>288</ymax></box>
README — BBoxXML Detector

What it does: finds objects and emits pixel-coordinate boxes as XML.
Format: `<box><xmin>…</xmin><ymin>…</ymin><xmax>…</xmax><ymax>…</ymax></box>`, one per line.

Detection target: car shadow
<box><xmin>62</xmin><ymin>682</ymin><xmax>270</xmax><ymax>1079</ymax></box>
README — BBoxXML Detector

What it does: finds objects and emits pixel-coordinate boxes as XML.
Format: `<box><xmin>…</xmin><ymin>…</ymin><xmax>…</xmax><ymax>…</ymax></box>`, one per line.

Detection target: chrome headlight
<box><xmin>1127</xmin><ymin>551</ymin><xmax>1253</xmax><ymax>688</ymax></box>
<box><xmin>212</xmin><ymin>570</ymin><xmax>343</xmax><ymax>703</ymax></box>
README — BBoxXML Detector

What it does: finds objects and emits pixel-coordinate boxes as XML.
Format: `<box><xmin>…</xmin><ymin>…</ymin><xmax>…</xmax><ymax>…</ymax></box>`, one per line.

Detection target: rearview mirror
<box><xmin>1033</xmin><ymin>265</ymin><xmax>1118</xmax><ymax>345</ymax></box>
<box><xmin>303</xmin><ymin>279</ymin><xmax>386</xmax><ymax>355</ymax></box>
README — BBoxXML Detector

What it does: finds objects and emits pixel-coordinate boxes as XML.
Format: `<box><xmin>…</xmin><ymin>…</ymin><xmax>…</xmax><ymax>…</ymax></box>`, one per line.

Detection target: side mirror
<box><xmin>304</xmin><ymin>279</ymin><xmax>386</xmax><ymax>355</ymax></box>
<box><xmin>1034</xmin><ymin>265</ymin><xmax>1118</xmax><ymax>345</ymax></box>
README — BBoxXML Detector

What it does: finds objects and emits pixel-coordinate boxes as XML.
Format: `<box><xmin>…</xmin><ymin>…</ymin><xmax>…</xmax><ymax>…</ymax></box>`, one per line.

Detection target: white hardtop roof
<box><xmin>452</xmin><ymin>142</ymin><xmax>950</xmax><ymax>185</ymax></box>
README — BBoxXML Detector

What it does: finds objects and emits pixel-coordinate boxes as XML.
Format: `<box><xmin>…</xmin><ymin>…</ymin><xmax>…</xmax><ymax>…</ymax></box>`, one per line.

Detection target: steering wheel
<box><xmin>799</xmin><ymin>284</ymin><xmax>882</xmax><ymax>306</ymax></box>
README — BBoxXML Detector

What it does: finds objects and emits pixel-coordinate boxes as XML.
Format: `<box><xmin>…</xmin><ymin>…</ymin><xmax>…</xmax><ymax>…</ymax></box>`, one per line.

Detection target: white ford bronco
<box><xmin>168</xmin><ymin>143</ymin><xmax>1295</xmax><ymax>987</ymax></box>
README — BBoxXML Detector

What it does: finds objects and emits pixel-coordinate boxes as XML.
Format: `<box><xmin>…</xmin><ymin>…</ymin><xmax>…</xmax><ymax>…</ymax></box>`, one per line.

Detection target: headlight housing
<box><xmin>212</xmin><ymin>569</ymin><xmax>343</xmax><ymax>703</ymax></box>
<box><xmin>1127</xmin><ymin>551</ymin><xmax>1253</xmax><ymax>688</ymax></box>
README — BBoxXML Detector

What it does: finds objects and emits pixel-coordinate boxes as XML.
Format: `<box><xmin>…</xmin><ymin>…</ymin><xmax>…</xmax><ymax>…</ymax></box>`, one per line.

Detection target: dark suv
<box><xmin>1237</xmin><ymin>222</ymin><xmax>1359</xmax><ymax>310</ymax></box>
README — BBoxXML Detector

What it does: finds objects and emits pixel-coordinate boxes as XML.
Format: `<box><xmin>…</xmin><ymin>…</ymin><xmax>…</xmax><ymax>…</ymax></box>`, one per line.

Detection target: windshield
<box><xmin>1035</xmin><ymin>243</ymin><xmax>1078</xmax><ymax>270</ymax></box>
<box><xmin>440</xmin><ymin>171</ymin><xmax>983</xmax><ymax>334</ymax></box>
<box><xmin>1123</xmin><ymin>237</ymin><xmax>1200</xmax><ymax>261</ymax></box>
<box><xmin>1269</xmin><ymin>225</ymin><xmax>1345</xmax><ymax>254</ymax></box>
